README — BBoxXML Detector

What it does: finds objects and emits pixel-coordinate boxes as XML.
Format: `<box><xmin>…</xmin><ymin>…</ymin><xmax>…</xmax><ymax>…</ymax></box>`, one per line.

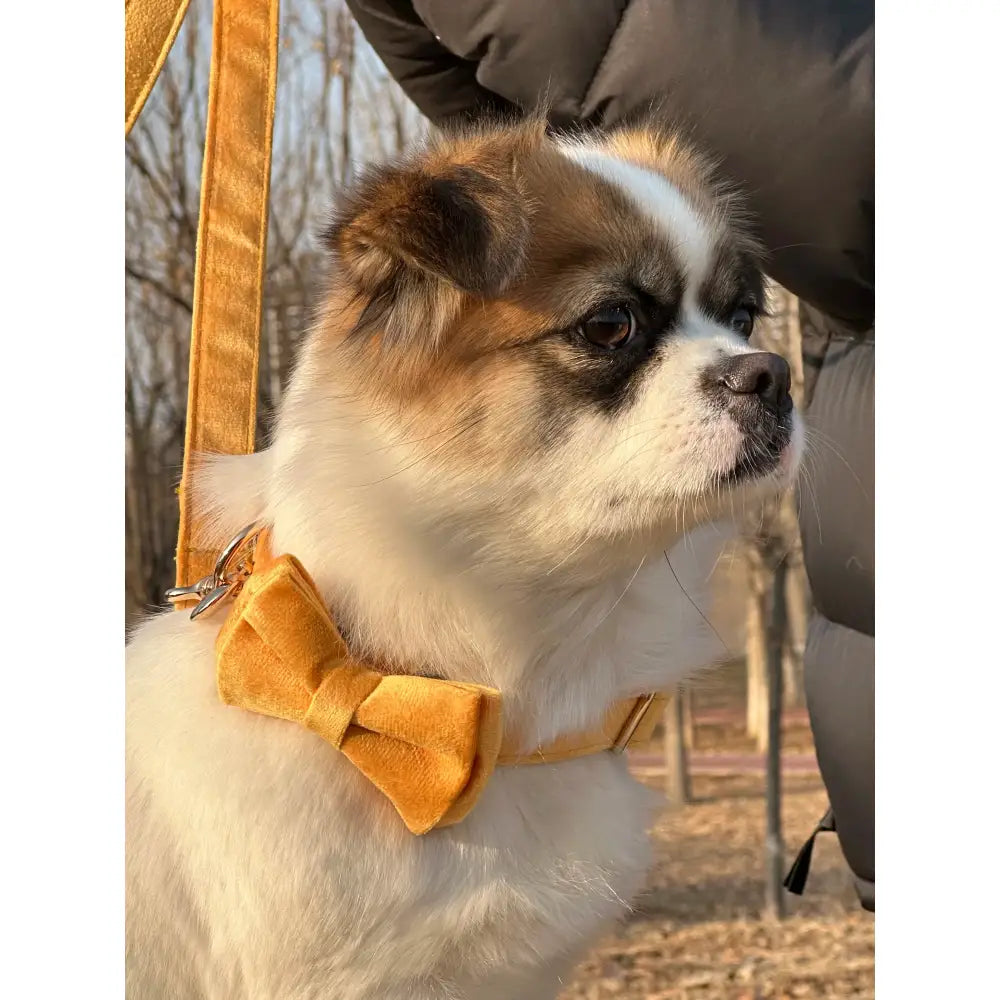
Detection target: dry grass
<box><xmin>558</xmin><ymin>726</ymin><xmax>873</xmax><ymax>999</ymax></box>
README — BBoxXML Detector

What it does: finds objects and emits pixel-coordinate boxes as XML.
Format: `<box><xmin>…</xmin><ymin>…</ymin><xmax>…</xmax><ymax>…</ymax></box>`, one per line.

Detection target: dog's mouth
<box><xmin>720</xmin><ymin>418</ymin><xmax>794</xmax><ymax>486</ymax></box>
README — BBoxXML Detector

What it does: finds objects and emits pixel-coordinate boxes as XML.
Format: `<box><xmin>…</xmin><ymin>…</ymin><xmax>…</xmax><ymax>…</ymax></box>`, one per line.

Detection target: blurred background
<box><xmin>125</xmin><ymin>2</ymin><xmax>873</xmax><ymax>996</ymax></box>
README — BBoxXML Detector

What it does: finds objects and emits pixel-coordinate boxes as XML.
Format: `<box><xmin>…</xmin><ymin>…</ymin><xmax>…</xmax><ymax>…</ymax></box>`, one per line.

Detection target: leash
<box><xmin>125</xmin><ymin>0</ymin><xmax>193</xmax><ymax>133</ymax></box>
<box><xmin>125</xmin><ymin>0</ymin><xmax>280</xmax><ymax>589</ymax></box>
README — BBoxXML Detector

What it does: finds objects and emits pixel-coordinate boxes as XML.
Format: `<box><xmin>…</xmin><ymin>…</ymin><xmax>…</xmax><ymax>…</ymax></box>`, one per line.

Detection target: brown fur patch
<box><xmin>323</xmin><ymin>121</ymin><xmax>547</xmax><ymax>348</ymax></box>
<box><xmin>316</xmin><ymin>120</ymin><xmax>763</xmax><ymax>471</ymax></box>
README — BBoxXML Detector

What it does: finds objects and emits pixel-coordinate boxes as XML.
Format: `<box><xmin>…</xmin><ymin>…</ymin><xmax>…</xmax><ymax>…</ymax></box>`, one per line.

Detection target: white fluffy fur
<box><xmin>126</xmin><ymin>136</ymin><xmax>803</xmax><ymax>999</ymax></box>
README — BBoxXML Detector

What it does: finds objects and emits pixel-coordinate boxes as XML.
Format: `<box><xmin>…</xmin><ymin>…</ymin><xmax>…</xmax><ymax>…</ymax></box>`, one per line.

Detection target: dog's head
<box><xmin>286</xmin><ymin>121</ymin><xmax>802</xmax><ymax>578</ymax></box>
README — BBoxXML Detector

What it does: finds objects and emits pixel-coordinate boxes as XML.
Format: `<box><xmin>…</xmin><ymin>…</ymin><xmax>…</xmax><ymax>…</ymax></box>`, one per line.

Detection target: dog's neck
<box><xmin>197</xmin><ymin>384</ymin><xmax>722</xmax><ymax>750</ymax></box>
<box><xmin>273</xmin><ymin>513</ymin><xmax>701</xmax><ymax>750</ymax></box>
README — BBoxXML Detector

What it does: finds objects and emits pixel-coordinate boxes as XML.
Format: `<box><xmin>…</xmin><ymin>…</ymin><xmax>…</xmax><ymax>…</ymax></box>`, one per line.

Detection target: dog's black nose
<box><xmin>718</xmin><ymin>352</ymin><xmax>791</xmax><ymax>410</ymax></box>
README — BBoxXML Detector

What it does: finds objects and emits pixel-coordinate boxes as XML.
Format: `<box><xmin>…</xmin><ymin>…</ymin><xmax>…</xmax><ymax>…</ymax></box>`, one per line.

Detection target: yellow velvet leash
<box><xmin>125</xmin><ymin>0</ymin><xmax>193</xmax><ymax>133</ymax></box>
<box><xmin>125</xmin><ymin>0</ymin><xmax>280</xmax><ymax>588</ymax></box>
<box><xmin>175</xmin><ymin>0</ymin><xmax>279</xmax><ymax>586</ymax></box>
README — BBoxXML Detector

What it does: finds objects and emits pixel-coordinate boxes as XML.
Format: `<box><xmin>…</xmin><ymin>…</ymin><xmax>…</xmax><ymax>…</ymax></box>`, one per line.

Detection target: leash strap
<box><xmin>125</xmin><ymin>0</ymin><xmax>193</xmax><ymax>134</ymax></box>
<box><xmin>125</xmin><ymin>0</ymin><xmax>280</xmax><ymax>590</ymax></box>
<box><xmin>174</xmin><ymin>0</ymin><xmax>280</xmax><ymax>587</ymax></box>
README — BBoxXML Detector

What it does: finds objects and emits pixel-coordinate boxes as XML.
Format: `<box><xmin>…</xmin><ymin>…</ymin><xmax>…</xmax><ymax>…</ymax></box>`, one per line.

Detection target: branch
<box><xmin>125</xmin><ymin>261</ymin><xmax>193</xmax><ymax>315</ymax></box>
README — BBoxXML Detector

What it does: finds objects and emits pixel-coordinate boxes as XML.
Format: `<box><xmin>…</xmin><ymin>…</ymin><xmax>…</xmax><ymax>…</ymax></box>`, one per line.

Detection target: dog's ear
<box><xmin>323</xmin><ymin>129</ymin><xmax>537</xmax><ymax>345</ymax></box>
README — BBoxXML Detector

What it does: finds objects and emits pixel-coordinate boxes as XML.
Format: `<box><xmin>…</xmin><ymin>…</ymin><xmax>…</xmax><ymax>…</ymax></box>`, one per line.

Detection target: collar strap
<box><xmin>183</xmin><ymin>529</ymin><xmax>661</xmax><ymax>834</ymax></box>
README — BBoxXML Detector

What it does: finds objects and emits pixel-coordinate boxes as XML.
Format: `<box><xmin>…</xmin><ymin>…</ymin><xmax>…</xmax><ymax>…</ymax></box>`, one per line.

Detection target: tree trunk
<box><xmin>764</xmin><ymin>559</ymin><xmax>788</xmax><ymax>921</ymax></box>
<box><xmin>337</xmin><ymin>6</ymin><xmax>356</xmax><ymax>184</ymax></box>
<box><xmin>664</xmin><ymin>692</ymin><xmax>691</xmax><ymax>805</ymax></box>
<box><xmin>682</xmin><ymin>687</ymin><xmax>696</xmax><ymax>751</ymax></box>
<box><xmin>782</xmin><ymin>553</ymin><xmax>809</xmax><ymax>707</ymax></box>
<box><xmin>746</xmin><ymin>554</ymin><xmax>770</xmax><ymax>750</ymax></box>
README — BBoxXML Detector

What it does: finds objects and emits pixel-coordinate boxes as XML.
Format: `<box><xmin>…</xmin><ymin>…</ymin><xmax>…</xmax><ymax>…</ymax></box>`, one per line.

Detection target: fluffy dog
<box><xmin>126</xmin><ymin>119</ymin><xmax>803</xmax><ymax>999</ymax></box>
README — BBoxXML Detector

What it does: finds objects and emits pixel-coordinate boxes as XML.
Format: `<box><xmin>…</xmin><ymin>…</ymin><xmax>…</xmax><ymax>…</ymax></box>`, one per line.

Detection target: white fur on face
<box><xmin>445</xmin><ymin>140</ymin><xmax>806</xmax><ymax>560</ymax></box>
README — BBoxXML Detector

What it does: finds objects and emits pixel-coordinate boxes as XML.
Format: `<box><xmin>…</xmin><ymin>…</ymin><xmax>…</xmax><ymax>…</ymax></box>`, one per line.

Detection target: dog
<box><xmin>126</xmin><ymin>119</ymin><xmax>803</xmax><ymax>999</ymax></box>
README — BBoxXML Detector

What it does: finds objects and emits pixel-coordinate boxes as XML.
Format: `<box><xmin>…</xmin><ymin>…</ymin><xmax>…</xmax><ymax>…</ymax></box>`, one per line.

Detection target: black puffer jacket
<box><xmin>347</xmin><ymin>0</ymin><xmax>875</xmax><ymax>910</ymax></box>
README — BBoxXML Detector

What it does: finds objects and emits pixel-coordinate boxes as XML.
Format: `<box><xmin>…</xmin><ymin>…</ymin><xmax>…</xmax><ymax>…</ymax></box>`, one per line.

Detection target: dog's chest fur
<box><xmin>126</xmin><ymin>557</ymin><xmax>716</xmax><ymax>1000</ymax></box>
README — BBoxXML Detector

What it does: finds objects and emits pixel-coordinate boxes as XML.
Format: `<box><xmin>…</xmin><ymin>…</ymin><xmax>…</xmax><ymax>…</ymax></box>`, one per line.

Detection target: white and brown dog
<box><xmin>126</xmin><ymin>120</ymin><xmax>803</xmax><ymax>999</ymax></box>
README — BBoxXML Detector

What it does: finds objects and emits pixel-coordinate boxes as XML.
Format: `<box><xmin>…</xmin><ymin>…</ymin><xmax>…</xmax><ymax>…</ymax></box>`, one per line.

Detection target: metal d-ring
<box><xmin>164</xmin><ymin>522</ymin><xmax>262</xmax><ymax>621</ymax></box>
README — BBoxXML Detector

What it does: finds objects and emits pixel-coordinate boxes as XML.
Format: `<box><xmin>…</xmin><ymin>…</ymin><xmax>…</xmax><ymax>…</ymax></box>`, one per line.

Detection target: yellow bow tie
<box><xmin>213</xmin><ymin>537</ymin><xmax>662</xmax><ymax>834</ymax></box>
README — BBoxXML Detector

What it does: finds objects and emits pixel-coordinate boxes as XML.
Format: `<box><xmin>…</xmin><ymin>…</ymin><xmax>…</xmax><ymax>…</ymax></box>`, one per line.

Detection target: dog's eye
<box><xmin>577</xmin><ymin>305</ymin><xmax>636</xmax><ymax>350</ymax></box>
<box><xmin>729</xmin><ymin>306</ymin><xmax>756</xmax><ymax>339</ymax></box>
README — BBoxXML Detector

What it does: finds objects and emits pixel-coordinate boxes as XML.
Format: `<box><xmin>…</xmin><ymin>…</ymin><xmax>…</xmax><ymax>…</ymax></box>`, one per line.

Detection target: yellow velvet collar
<box><xmin>191</xmin><ymin>530</ymin><xmax>662</xmax><ymax>834</ymax></box>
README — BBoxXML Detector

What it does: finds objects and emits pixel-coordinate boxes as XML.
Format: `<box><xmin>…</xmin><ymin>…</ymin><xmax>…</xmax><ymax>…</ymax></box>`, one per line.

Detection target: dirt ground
<box><xmin>558</xmin><ymin>710</ymin><xmax>874</xmax><ymax>1000</ymax></box>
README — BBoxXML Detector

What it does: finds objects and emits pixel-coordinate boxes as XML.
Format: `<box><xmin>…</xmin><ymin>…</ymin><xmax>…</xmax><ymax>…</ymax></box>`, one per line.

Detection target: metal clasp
<box><xmin>165</xmin><ymin>522</ymin><xmax>263</xmax><ymax>621</ymax></box>
<box><xmin>610</xmin><ymin>693</ymin><xmax>657</xmax><ymax>753</ymax></box>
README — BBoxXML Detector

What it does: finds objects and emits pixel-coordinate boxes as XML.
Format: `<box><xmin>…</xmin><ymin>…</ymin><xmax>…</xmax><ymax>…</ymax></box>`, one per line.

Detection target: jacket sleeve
<box><xmin>346</xmin><ymin>0</ymin><xmax>873</xmax><ymax>332</ymax></box>
<box><xmin>798</xmin><ymin>304</ymin><xmax>875</xmax><ymax>911</ymax></box>
<box><xmin>344</xmin><ymin>0</ymin><xmax>516</xmax><ymax>124</ymax></box>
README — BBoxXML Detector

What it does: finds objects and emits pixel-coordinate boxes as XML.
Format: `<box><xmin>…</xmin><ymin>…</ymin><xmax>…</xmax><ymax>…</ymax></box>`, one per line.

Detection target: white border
<box><xmin>4</xmin><ymin>2</ymin><xmax>1000</xmax><ymax>997</ymax></box>
<box><xmin>879</xmin><ymin>3</ymin><xmax>1000</xmax><ymax>997</ymax></box>
<box><xmin>2</xmin><ymin>1</ymin><xmax>124</xmax><ymax>996</ymax></box>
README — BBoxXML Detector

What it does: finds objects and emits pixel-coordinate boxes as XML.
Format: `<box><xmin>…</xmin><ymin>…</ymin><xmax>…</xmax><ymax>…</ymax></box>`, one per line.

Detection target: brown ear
<box><xmin>323</xmin><ymin>137</ymin><xmax>533</xmax><ymax>343</ymax></box>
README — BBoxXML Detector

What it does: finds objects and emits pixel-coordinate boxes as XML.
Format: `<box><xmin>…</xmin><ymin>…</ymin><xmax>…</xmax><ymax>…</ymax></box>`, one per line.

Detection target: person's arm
<box><xmin>345</xmin><ymin>0</ymin><xmax>516</xmax><ymax>124</ymax></box>
<box><xmin>346</xmin><ymin>0</ymin><xmax>873</xmax><ymax>330</ymax></box>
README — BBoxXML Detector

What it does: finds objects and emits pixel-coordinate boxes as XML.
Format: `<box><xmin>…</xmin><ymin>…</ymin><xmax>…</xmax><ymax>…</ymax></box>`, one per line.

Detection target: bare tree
<box><xmin>742</xmin><ymin>285</ymin><xmax>810</xmax><ymax>743</ymax></box>
<box><xmin>125</xmin><ymin>0</ymin><xmax>427</xmax><ymax>622</ymax></box>
<box><xmin>764</xmin><ymin>557</ymin><xmax>788</xmax><ymax>920</ymax></box>
<box><xmin>735</xmin><ymin>283</ymin><xmax>811</xmax><ymax>918</ymax></box>
<box><xmin>663</xmin><ymin>690</ymin><xmax>691</xmax><ymax>805</ymax></box>
<box><xmin>744</xmin><ymin>537</ymin><xmax>770</xmax><ymax>749</ymax></box>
